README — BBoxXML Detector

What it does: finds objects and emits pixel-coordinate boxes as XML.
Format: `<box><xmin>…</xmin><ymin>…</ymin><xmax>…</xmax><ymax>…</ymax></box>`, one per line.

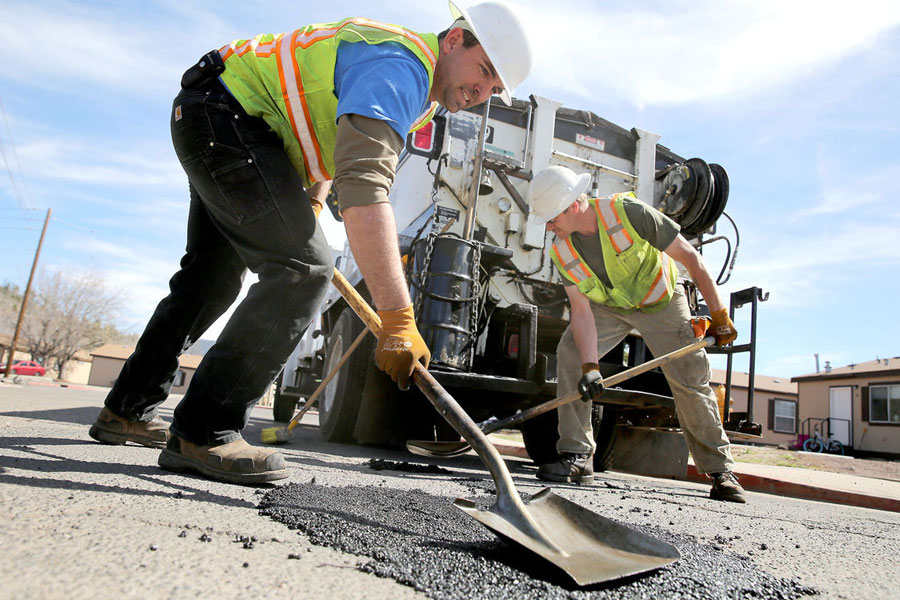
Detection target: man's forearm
<box><xmin>342</xmin><ymin>202</ymin><xmax>410</xmax><ymax>311</ymax></box>
<box><xmin>570</xmin><ymin>303</ymin><xmax>599</xmax><ymax>365</ymax></box>
<box><xmin>664</xmin><ymin>235</ymin><xmax>725</xmax><ymax>313</ymax></box>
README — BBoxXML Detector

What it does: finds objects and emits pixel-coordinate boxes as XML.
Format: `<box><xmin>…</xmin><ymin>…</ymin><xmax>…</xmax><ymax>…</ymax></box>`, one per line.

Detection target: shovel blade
<box><xmin>455</xmin><ymin>488</ymin><xmax>679</xmax><ymax>586</ymax></box>
<box><xmin>406</xmin><ymin>439</ymin><xmax>471</xmax><ymax>458</ymax></box>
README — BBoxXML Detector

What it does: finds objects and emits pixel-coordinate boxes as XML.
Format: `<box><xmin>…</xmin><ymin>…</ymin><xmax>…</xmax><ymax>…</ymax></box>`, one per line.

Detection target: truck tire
<box><xmin>319</xmin><ymin>307</ymin><xmax>372</xmax><ymax>442</ymax></box>
<box><xmin>520</xmin><ymin>404</ymin><xmax>617</xmax><ymax>472</ymax></box>
<box><xmin>591</xmin><ymin>405</ymin><xmax>617</xmax><ymax>472</ymax></box>
<box><xmin>520</xmin><ymin>410</ymin><xmax>559</xmax><ymax>467</ymax></box>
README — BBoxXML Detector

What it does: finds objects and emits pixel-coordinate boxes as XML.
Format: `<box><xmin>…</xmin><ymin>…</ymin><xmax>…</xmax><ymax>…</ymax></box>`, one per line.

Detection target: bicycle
<box><xmin>802</xmin><ymin>429</ymin><xmax>844</xmax><ymax>455</ymax></box>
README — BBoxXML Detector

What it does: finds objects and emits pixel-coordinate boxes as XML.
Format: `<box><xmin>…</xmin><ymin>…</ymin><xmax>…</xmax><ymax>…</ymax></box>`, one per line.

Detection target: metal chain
<box><xmin>468</xmin><ymin>242</ymin><xmax>483</xmax><ymax>354</ymax></box>
<box><xmin>413</xmin><ymin>231</ymin><xmax>437</xmax><ymax>319</ymax></box>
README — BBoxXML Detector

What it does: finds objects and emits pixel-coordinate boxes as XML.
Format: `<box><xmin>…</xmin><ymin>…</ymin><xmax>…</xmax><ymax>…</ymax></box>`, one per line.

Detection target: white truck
<box><xmin>274</xmin><ymin>94</ymin><xmax>765</xmax><ymax>477</ymax></box>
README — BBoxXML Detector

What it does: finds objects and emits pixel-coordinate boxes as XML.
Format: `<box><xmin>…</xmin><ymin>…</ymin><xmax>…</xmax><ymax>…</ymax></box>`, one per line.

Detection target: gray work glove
<box><xmin>578</xmin><ymin>362</ymin><xmax>604</xmax><ymax>401</ymax></box>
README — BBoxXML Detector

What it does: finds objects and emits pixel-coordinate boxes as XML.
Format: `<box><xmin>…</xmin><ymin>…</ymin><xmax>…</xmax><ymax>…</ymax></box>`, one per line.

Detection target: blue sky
<box><xmin>1</xmin><ymin>0</ymin><xmax>898</xmax><ymax>379</ymax></box>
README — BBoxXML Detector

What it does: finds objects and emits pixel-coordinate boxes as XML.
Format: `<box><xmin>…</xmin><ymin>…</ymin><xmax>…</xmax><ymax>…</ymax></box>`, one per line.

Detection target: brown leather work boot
<box><xmin>89</xmin><ymin>407</ymin><xmax>170</xmax><ymax>449</ymax></box>
<box><xmin>709</xmin><ymin>472</ymin><xmax>747</xmax><ymax>503</ymax></box>
<box><xmin>536</xmin><ymin>452</ymin><xmax>594</xmax><ymax>484</ymax></box>
<box><xmin>158</xmin><ymin>436</ymin><xmax>288</xmax><ymax>484</ymax></box>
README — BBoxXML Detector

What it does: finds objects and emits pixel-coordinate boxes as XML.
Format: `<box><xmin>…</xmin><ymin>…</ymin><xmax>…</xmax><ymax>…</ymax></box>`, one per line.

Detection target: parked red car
<box><xmin>0</xmin><ymin>360</ymin><xmax>46</xmax><ymax>376</ymax></box>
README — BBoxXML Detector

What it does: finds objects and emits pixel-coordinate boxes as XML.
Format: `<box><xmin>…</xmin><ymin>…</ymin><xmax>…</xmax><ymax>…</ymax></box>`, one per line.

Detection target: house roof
<box><xmin>711</xmin><ymin>368</ymin><xmax>797</xmax><ymax>395</ymax></box>
<box><xmin>792</xmin><ymin>357</ymin><xmax>900</xmax><ymax>383</ymax></box>
<box><xmin>91</xmin><ymin>344</ymin><xmax>203</xmax><ymax>369</ymax></box>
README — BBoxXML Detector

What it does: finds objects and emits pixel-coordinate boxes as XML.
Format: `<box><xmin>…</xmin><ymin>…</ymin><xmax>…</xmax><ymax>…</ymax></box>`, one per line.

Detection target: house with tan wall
<box><xmin>711</xmin><ymin>369</ymin><xmax>798</xmax><ymax>447</ymax></box>
<box><xmin>1</xmin><ymin>333</ymin><xmax>92</xmax><ymax>383</ymax></box>
<box><xmin>792</xmin><ymin>357</ymin><xmax>900</xmax><ymax>458</ymax></box>
<box><xmin>89</xmin><ymin>344</ymin><xmax>203</xmax><ymax>393</ymax></box>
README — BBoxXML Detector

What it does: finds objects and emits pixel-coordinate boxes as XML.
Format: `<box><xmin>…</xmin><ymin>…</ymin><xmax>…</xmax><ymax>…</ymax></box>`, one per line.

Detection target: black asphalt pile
<box><xmin>367</xmin><ymin>458</ymin><xmax>453</xmax><ymax>475</ymax></box>
<box><xmin>259</xmin><ymin>482</ymin><xmax>817</xmax><ymax>600</ymax></box>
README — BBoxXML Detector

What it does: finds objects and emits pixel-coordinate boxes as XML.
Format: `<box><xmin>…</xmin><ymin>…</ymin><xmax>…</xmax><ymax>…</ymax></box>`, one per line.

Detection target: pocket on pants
<box><xmin>209</xmin><ymin>155</ymin><xmax>276</xmax><ymax>224</ymax></box>
<box><xmin>202</xmin><ymin>100</ymin><xmax>277</xmax><ymax>224</ymax></box>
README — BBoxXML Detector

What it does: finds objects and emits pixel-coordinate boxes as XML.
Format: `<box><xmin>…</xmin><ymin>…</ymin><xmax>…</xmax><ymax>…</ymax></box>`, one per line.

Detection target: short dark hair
<box><xmin>437</xmin><ymin>19</ymin><xmax>480</xmax><ymax>48</ymax></box>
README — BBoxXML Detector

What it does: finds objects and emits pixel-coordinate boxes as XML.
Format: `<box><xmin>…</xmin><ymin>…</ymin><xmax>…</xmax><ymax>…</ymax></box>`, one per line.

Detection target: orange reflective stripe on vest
<box><xmin>295</xmin><ymin>18</ymin><xmax>437</xmax><ymax>64</ymax></box>
<box><xmin>411</xmin><ymin>101</ymin><xmax>439</xmax><ymax>131</ymax></box>
<box><xmin>639</xmin><ymin>252</ymin><xmax>673</xmax><ymax>308</ymax></box>
<box><xmin>593</xmin><ymin>194</ymin><xmax>634</xmax><ymax>254</ymax></box>
<box><xmin>278</xmin><ymin>31</ymin><xmax>329</xmax><ymax>182</ymax></box>
<box><xmin>552</xmin><ymin>238</ymin><xmax>592</xmax><ymax>283</ymax></box>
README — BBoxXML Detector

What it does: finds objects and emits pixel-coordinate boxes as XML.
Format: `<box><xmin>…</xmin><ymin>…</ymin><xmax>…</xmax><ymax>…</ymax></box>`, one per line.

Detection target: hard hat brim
<box><xmin>449</xmin><ymin>0</ymin><xmax>513</xmax><ymax>105</ymax></box>
<box><xmin>528</xmin><ymin>173</ymin><xmax>592</xmax><ymax>225</ymax></box>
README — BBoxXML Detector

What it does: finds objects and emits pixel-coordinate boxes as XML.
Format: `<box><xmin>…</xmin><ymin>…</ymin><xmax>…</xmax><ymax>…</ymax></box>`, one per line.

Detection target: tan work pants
<box><xmin>555</xmin><ymin>288</ymin><xmax>734</xmax><ymax>474</ymax></box>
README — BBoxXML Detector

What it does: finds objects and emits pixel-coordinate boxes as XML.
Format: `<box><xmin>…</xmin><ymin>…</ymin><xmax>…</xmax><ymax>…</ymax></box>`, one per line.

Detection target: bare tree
<box><xmin>0</xmin><ymin>282</ymin><xmax>21</xmax><ymax>337</ymax></box>
<box><xmin>22</xmin><ymin>269</ymin><xmax>126</xmax><ymax>377</ymax></box>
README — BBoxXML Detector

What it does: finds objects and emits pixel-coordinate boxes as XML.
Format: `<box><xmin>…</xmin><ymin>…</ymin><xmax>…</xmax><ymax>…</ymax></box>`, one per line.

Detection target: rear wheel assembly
<box><xmin>319</xmin><ymin>307</ymin><xmax>372</xmax><ymax>442</ymax></box>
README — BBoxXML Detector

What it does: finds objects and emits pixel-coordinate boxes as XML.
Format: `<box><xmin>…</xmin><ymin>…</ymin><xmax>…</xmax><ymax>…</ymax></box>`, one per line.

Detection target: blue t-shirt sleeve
<box><xmin>334</xmin><ymin>41</ymin><xmax>431</xmax><ymax>140</ymax></box>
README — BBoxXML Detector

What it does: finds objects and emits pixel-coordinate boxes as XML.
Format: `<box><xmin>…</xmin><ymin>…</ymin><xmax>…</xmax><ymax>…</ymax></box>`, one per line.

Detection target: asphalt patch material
<box><xmin>367</xmin><ymin>459</ymin><xmax>453</xmax><ymax>475</ymax></box>
<box><xmin>259</xmin><ymin>482</ymin><xmax>817</xmax><ymax>600</ymax></box>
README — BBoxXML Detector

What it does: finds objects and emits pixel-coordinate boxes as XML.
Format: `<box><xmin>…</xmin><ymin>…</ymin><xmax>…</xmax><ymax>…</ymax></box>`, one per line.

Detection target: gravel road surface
<box><xmin>2</xmin><ymin>382</ymin><xmax>898</xmax><ymax>600</ymax></box>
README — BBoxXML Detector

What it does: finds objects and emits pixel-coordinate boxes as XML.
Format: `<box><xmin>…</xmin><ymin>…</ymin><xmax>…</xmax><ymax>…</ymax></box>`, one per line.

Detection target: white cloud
<box><xmin>721</xmin><ymin>219</ymin><xmax>900</xmax><ymax>310</ymax></box>
<box><xmin>16</xmin><ymin>136</ymin><xmax>183</xmax><ymax>187</ymax></box>
<box><xmin>519</xmin><ymin>0</ymin><xmax>900</xmax><ymax>107</ymax></box>
<box><xmin>791</xmin><ymin>153</ymin><xmax>900</xmax><ymax>219</ymax></box>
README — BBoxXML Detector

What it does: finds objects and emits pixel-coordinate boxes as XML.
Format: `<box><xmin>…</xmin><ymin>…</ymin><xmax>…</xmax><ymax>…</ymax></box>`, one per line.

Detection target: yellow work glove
<box><xmin>310</xmin><ymin>198</ymin><xmax>324</xmax><ymax>219</ymax></box>
<box><xmin>375</xmin><ymin>305</ymin><xmax>431</xmax><ymax>390</ymax></box>
<box><xmin>710</xmin><ymin>309</ymin><xmax>738</xmax><ymax>347</ymax></box>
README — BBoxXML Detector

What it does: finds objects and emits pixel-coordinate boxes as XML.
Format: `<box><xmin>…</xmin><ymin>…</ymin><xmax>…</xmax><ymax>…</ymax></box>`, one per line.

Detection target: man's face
<box><xmin>545</xmin><ymin>205</ymin><xmax>576</xmax><ymax>239</ymax></box>
<box><xmin>431</xmin><ymin>28</ymin><xmax>504</xmax><ymax>112</ymax></box>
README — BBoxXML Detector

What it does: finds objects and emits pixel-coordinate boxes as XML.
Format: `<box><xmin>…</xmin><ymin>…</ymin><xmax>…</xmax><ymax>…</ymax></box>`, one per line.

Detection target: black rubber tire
<box><xmin>520</xmin><ymin>403</ymin><xmax>617</xmax><ymax>473</ymax></box>
<box><xmin>591</xmin><ymin>405</ymin><xmax>617</xmax><ymax>472</ymax></box>
<box><xmin>803</xmin><ymin>437</ymin><xmax>824</xmax><ymax>453</ymax></box>
<box><xmin>520</xmin><ymin>409</ymin><xmax>560</xmax><ymax>466</ymax></box>
<box><xmin>272</xmin><ymin>393</ymin><xmax>298</xmax><ymax>423</ymax></box>
<box><xmin>319</xmin><ymin>307</ymin><xmax>372</xmax><ymax>442</ymax></box>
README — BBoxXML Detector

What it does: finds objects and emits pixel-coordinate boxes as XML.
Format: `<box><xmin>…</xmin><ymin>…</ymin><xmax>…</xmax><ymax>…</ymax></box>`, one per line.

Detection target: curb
<box><xmin>683</xmin><ymin>465</ymin><xmax>900</xmax><ymax>513</ymax></box>
<box><xmin>491</xmin><ymin>442</ymin><xmax>899</xmax><ymax>513</ymax></box>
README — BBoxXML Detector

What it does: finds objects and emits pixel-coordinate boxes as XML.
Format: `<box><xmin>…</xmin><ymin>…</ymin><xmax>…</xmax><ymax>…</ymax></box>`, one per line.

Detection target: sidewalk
<box><xmin>487</xmin><ymin>434</ymin><xmax>900</xmax><ymax>513</ymax></box>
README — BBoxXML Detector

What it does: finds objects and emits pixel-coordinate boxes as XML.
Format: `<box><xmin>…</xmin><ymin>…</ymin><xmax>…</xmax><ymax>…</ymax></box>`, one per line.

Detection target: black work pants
<box><xmin>104</xmin><ymin>72</ymin><xmax>333</xmax><ymax>445</ymax></box>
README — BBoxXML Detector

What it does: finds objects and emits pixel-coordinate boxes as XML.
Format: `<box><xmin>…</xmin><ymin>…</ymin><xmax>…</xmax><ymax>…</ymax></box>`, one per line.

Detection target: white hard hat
<box><xmin>527</xmin><ymin>165</ymin><xmax>592</xmax><ymax>224</ymax></box>
<box><xmin>448</xmin><ymin>1</ymin><xmax>533</xmax><ymax>105</ymax></box>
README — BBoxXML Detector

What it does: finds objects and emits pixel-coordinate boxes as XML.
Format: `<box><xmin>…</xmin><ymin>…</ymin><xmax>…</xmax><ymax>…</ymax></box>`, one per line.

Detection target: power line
<box><xmin>0</xmin><ymin>95</ymin><xmax>37</xmax><ymax>214</ymax></box>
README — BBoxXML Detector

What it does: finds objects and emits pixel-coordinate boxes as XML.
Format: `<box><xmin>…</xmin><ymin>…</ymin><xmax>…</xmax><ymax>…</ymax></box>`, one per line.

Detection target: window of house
<box><xmin>173</xmin><ymin>370</ymin><xmax>186</xmax><ymax>387</ymax></box>
<box><xmin>869</xmin><ymin>384</ymin><xmax>900</xmax><ymax>423</ymax></box>
<box><xmin>773</xmin><ymin>399</ymin><xmax>797</xmax><ymax>433</ymax></box>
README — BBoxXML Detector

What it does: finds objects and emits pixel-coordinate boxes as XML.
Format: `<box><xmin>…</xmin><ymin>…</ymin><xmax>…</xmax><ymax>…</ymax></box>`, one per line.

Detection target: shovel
<box><xmin>329</xmin><ymin>267</ymin><xmax>680</xmax><ymax>585</ymax></box>
<box><xmin>406</xmin><ymin>335</ymin><xmax>714</xmax><ymax>458</ymax></box>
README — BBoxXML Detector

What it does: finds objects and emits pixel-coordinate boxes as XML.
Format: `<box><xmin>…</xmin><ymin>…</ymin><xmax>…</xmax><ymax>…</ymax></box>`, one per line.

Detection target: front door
<box><xmin>829</xmin><ymin>386</ymin><xmax>853</xmax><ymax>446</ymax></box>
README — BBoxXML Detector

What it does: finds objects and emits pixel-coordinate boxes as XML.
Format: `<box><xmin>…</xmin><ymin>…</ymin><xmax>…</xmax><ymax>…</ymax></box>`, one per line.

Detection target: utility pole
<box><xmin>4</xmin><ymin>208</ymin><xmax>51</xmax><ymax>378</ymax></box>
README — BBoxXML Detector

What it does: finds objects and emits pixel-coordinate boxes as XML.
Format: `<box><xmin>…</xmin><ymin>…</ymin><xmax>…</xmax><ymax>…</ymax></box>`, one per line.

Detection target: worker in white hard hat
<box><xmin>89</xmin><ymin>1</ymin><xmax>534</xmax><ymax>485</ymax></box>
<box><xmin>526</xmin><ymin>165</ymin><xmax>747</xmax><ymax>503</ymax></box>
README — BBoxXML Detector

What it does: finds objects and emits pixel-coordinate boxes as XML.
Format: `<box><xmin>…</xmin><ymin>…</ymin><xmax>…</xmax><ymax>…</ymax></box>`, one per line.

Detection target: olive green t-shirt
<box><xmin>563</xmin><ymin>197</ymin><xmax>680</xmax><ymax>288</ymax></box>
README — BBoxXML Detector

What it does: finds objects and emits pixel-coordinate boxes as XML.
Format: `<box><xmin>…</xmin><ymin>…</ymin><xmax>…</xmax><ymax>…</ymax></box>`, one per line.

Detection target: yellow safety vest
<box><xmin>219</xmin><ymin>18</ymin><xmax>439</xmax><ymax>187</ymax></box>
<box><xmin>550</xmin><ymin>193</ymin><xmax>678</xmax><ymax>312</ymax></box>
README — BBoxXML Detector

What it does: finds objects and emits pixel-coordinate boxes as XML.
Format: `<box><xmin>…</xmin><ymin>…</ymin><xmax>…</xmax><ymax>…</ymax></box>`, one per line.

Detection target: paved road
<box><xmin>1</xmin><ymin>382</ymin><xmax>898</xmax><ymax>599</ymax></box>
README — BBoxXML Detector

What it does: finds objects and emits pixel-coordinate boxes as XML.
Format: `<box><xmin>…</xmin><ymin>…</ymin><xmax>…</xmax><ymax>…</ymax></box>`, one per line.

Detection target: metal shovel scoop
<box><xmin>330</xmin><ymin>267</ymin><xmax>680</xmax><ymax>585</ymax></box>
<box><xmin>407</xmin><ymin>336</ymin><xmax>714</xmax><ymax>458</ymax></box>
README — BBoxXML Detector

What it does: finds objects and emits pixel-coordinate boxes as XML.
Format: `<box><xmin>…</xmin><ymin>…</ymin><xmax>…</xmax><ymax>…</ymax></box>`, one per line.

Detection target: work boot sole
<box><xmin>709</xmin><ymin>489</ymin><xmax>747</xmax><ymax>503</ymax></box>
<box><xmin>89</xmin><ymin>425</ymin><xmax>167</xmax><ymax>449</ymax></box>
<box><xmin>536</xmin><ymin>471</ymin><xmax>594</xmax><ymax>485</ymax></box>
<box><xmin>158</xmin><ymin>448</ymin><xmax>289</xmax><ymax>485</ymax></box>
